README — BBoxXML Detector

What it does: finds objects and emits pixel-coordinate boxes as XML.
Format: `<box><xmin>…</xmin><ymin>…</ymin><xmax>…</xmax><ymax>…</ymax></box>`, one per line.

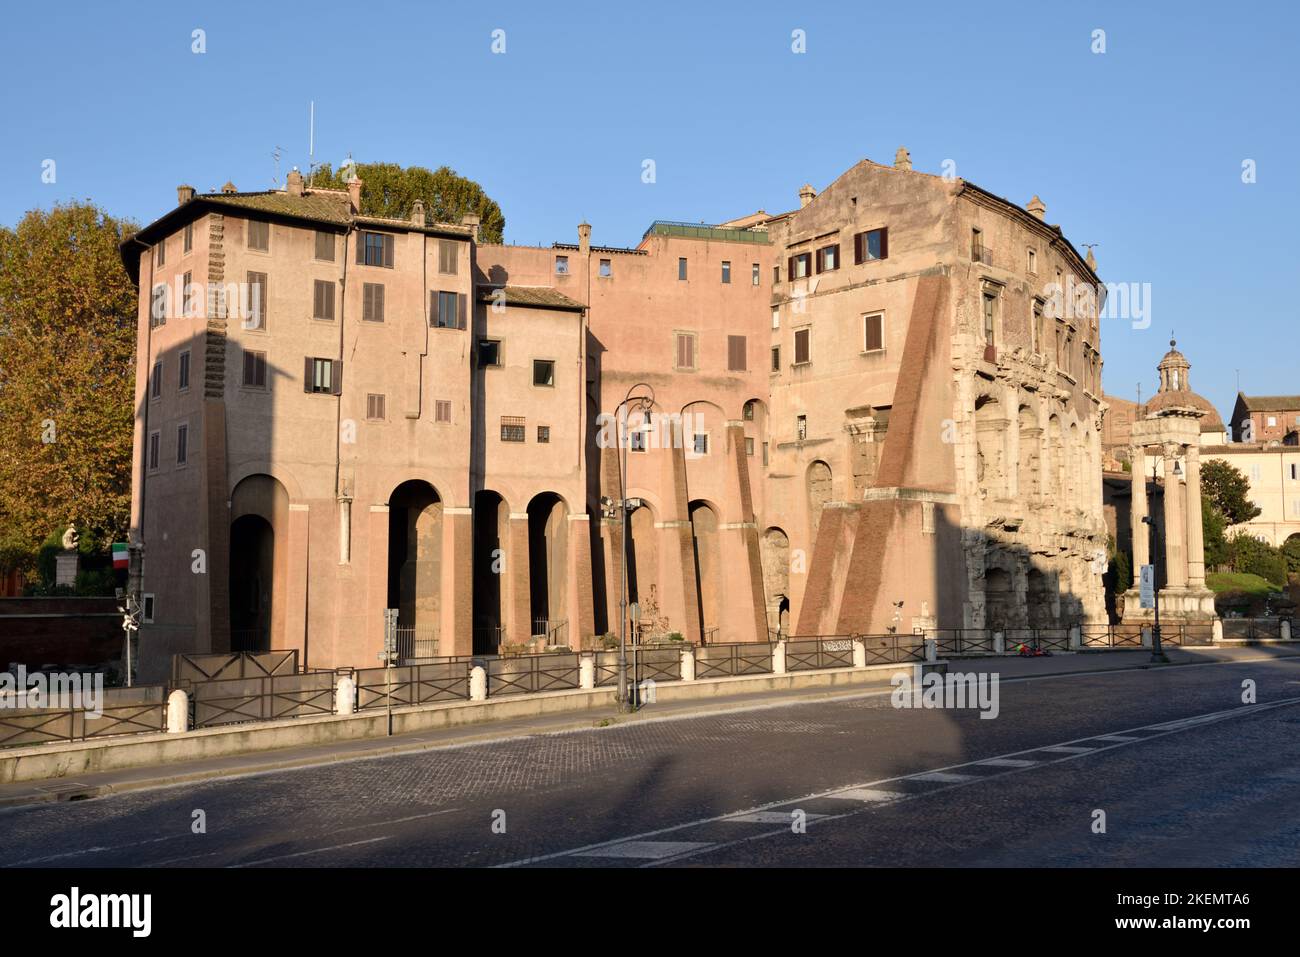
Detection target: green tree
<box><xmin>1226</xmin><ymin>532</ymin><xmax>1286</xmax><ymax>587</ymax></box>
<box><xmin>1282</xmin><ymin>534</ymin><xmax>1300</xmax><ymax>579</ymax></box>
<box><xmin>1201</xmin><ymin>459</ymin><xmax>1262</xmax><ymax>525</ymax></box>
<box><xmin>309</xmin><ymin>162</ymin><xmax>505</xmax><ymax>244</ymax></box>
<box><xmin>1202</xmin><ymin>497</ymin><xmax>1228</xmax><ymax>571</ymax></box>
<box><xmin>0</xmin><ymin>202</ymin><xmax>138</xmax><ymax>575</ymax></box>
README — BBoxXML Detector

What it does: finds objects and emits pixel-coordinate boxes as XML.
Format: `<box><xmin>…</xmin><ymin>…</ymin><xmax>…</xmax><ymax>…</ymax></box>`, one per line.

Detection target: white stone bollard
<box><xmin>924</xmin><ymin>638</ymin><xmax>937</xmax><ymax>663</ymax></box>
<box><xmin>852</xmin><ymin>639</ymin><xmax>866</xmax><ymax>669</ymax></box>
<box><xmin>680</xmin><ymin>648</ymin><xmax>696</xmax><ymax>681</ymax></box>
<box><xmin>1281</xmin><ymin>620</ymin><xmax>1292</xmax><ymax>641</ymax></box>
<box><xmin>1212</xmin><ymin>619</ymin><xmax>1224</xmax><ymax>642</ymax></box>
<box><xmin>469</xmin><ymin>665</ymin><xmax>487</xmax><ymax>701</ymax></box>
<box><xmin>1141</xmin><ymin>626</ymin><xmax>1152</xmax><ymax>648</ymax></box>
<box><xmin>579</xmin><ymin>654</ymin><xmax>595</xmax><ymax>689</ymax></box>
<box><xmin>335</xmin><ymin>675</ymin><xmax>356</xmax><ymax>715</ymax></box>
<box><xmin>773</xmin><ymin>640</ymin><xmax>787</xmax><ymax>675</ymax></box>
<box><xmin>993</xmin><ymin>632</ymin><xmax>1005</xmax><ymax>655</ymax></box>
<box><xmin>166</xmin><ymin>689</ymin><xmax>189</xmax><ymax>733</ymax></box>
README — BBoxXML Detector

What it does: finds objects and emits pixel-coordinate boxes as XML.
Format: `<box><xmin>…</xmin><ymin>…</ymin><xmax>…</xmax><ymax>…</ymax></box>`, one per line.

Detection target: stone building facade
<box><xmin>123</xmin><ymin>153</ymin><xmax>1107</xmax><ymax>679</ymax></box>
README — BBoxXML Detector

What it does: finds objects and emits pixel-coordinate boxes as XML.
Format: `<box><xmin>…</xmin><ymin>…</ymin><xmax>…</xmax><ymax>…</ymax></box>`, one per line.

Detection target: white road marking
<box><xmin>824</xmin><ymin>788</ymin><xmax>904</xmax><ymax>803</ymax></box>
<box><xmin>228</xmin><ymin>836</ymin><xmax>391</xmax><ymax>868</ymax></box>
<box><xmin>2</xmin><ymin>834</ymin><xmax>178</xmax><ymax>867</ymax></box>
<box><xmin>975</xmin><ymin>758</ymin><xmax>1038</xmax><ymax>768</ymax></box>
<box><xmin>726</xmin><ymin>811</ymin><xmax>827</xmax><ymax>824</ymax></box>
<box><xmin>498</xmin><ymin>696</ymin><xmax>1300</xmax><ymax>868</ymax></box>
<box><xmin>576</xmin><ymin>841</ymin><xmax>712</xmax><ymax>860</ymax></box>
<box><xmin>909</xmin><ymin>771</ymin><xmax>978</xmax><ymax>783</ymax></box>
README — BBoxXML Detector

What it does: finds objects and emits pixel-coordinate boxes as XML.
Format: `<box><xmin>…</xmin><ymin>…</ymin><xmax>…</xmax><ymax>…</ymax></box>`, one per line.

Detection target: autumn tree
<box><xmin>0</xmin><ymin>202</ymin><xmax>138</xmax><ymax>575</ymax></box>
<box><xmin>309</xmin><ymin>162</ymin><xmax>505</xmax><ymax>244</ymax></box>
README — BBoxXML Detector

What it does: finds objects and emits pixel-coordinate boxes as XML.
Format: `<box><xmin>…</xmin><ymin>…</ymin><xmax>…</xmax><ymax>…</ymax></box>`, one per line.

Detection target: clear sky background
<box><xmin>2</xmin><ymin>1</ymin><xmax>1295</xmax><ymax>423</ymax></box>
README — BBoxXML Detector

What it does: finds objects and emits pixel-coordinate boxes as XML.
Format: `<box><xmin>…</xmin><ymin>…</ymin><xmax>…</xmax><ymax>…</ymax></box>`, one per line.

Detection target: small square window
<box><xmin>721</xmin><ymin>261</ymin><xmax>731</xmax><ymax>284</ymax></box>
<box><xmin>478</xmin><ymin>339</ymin><xmax>502</xmax><ymax>368</ymax></box>
<box><xmin>533</xmin><ymin>359</ymin><xmax>556</xmax><ymax>387</ymax></box>
<box><xmin>555</xmin><ymin>255</ymin><xmax>569</xmax><ymax>275</ymax></box>
<box><xmin>500</xmin><ymin>416</ymin><xmax>526</xmax><ymax>442</ymax></box>
<box><xmin>367</xmin><ymin>394</ymin><xmax>386</xmax><ymax>420</ymax></box>
<box><xmin>247</xmin><ymin>219</ymin><xmax>269</xmax><ymax>252</ymax></box>
<box><xmin>435</xmin><ymin>400</ymin><xmax>452</xmax><ymax>423</ymax></box>
<box><xmin>537</xmin><ymin>425</ymin><xmax>551</xmax><ymax>444</ymax></box>
<box><xmin>599</xmin><ymin>259</ymin><xmax>612</xmax><ymax>278</ymax></box>
<box><xmin>629</xmin><ymin>429</ymin><xmax>648</xmax><ymax>452</ymax></box>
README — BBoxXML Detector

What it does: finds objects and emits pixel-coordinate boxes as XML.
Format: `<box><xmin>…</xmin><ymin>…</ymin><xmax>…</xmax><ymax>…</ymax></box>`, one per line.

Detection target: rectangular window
<box><xmin>151</xmin><ymin>361</ymin><xmax>162</xmax><ymax>400</ymax></box>
<box><xmin>1291</xmin><ymin>464</ymin><xmax>1298</xmax><ymax>481</ymax></box>
<box><xmin>1032</xmin><ymin>300</ymin><xmax>1045</xmax><ymax>354</ymax></box>
<box><xmin>478</xmin><ymin>339</ymin><xmax>502</xmax><ymax>368</ymax></box>
<box><xmin>629</xmin><ymin>429</ymin><xmax>648</xmax><ymax>452</ymax></box>
<box><xmin>247</xmin><ymin>219</ymin><xmax>269</xmax><ymax>252</ymax></box>
<box><xmin>762</xmin><ymin>442</ymin><xmax>769</xmax><ymax>466</ymax></box>
<box><xmin>537</xmin><ymin>426</ymin><xmax>551</xmax><ymax>444</ymax></box>
<box><xmin>970</xmin><ymin>227</ymin><xmax>983</xmax><ymax>262</ymax></box>
<box><xmin>771</xmin><ymin>345</ymin><xmax>781</xmax><ymax>372</ymax></box>
<box><xmin>366</xmin><ymin>393</ymin><xmax>386</xmax><ymax>420</ymax></box>
<box><xmin>675</xmin><ymin>332</ymin><xmax>696</xmax><ymax>370</ymax></box>
<box><xmin>1027</xmin><ymin>247</ymin><xmax>1037</xmax><ymax>274</ymax></box>
<box><xmin>155</xmin><ymin>241</ymin><xmax>166</xmax><ymax>267</ymax></box>
<box><xmin>752</xmin><ymin>263</ymin><xmax>760</xmax><ymax>286</ymax></box>
<box><xmin>358</xmin><ymin>231</ymin><xmax>394</xmax><ymax>268</ymax></box>
<box><xmin>313</xmin><ymin>279</ymin><xmax>336</xmax><ymax>320</ymax></box>
<box><xmin>773</xmin><ymin>264</ymin><xmax>781</xmax><ymax>284</ymax></box>
<box><xmin>678</xmin><ymin>258</ymin><xmax>688</xmax><ymax>281</ymax></box>
<box><xmin>183</xmin><ymin>222</ymin><xmax>193</xmax><ymax>254</ymax></box>
<box><xmin>796</xmin><ymin>415</ymin><xmax>807</xmax><ymax>440</ymax></box>
<box><xmin>727</xmin><ymin>335</ymin><xmax>747</xmax><ymax>371</ymax></box>
<box><xmin>439</xmin><ymin>240</ymin><xmax>458</xmax><ymax>275</ymax></box>
<box><xmin>790</xmin><ymin>252</ymin><xmax>811</xmax><ymax>279</ymax></box>
<box><xmin>176</xmin><ymin>424</ymin><xmax>188</xmax><ymax>465</ymax></box>
<box><xmin>816</xmin><ymin>243</ymin><xmax>839</xmax><ymax>272</ymax></box>
<box><xmin>864</xmin><ymin>313</ymin><xmax>884</xmax><ymax>352</ymax></box>
<box><xmin>982</xmin><ymin>292</ymin><xmax>997</xmax><ymax>345</ymax></box>
<box><xmin>721</xmin><ymin>261</ymin><xmax>731</xmax><ymax>284</ymax></box>
<box><xmin>745</xmin><ymin>437</ymin><xmax>755</xmax><ymax>456</ymax></box>
<box><xmin>1268</xmin><ymin>415</ymin><xmax>1278</xmax><ymax>427</ymax></box>
<box><xmin>150</xmin><ymin>284</ymin><xmax>167</xmax><ymax>328</ymax></box>
<box><xmin>533</xmin><ymin>359</ymin><xmax>556</xmax><ymax>387</ymax></box>
<box><xmin>500</xmin><ymin>416</ymin><xmax>526</xmax><ymax>442</ymax></box>
<box><xmin>242</xmin><ymin>350</ymin><xmax>267</xmax><ymax>389</ymax></box>
<box><xmin>142</xmin><ymin>594</ymin><xmax>155</xmax><ymax>624</ymax></box>
<box><xmin>854</xmin><ymin>228</ymin><xmax>888</xmax><ymax>263</ymax></box>
<box><xmin>181</xmin><ymin>271</ymin><xmax>194</xmax><ymax>317</ymax></box>
<box><xmin>435</xmin><ymin>400</ymin><xmax>452</xmax><ymax>423</ymax></box>
<box><xmin>307</xmin><ymin>357</ymin><xmax>335</xmax><ymax>394</ymax></box>
<box><xmin>178</xmin><ymin>350</ymin><xmax>190</xmax><ymax>391</ymax></box>
<box><xmin>433</xmin><ymin>290</ymin><xmax>464</xmax><ymax>329</ymax></box>
<box><xmin>794</xmin><ymin>328</ymin><xmax>810</xmax><ymax>365</ymax></box>
<box><xmin>362</xmin><ymin>282</ymin><xmax>385</xmax><ymax>322</ymax></box>
<box><xmin>245</xmin><ymin>271</ymin><xmax>267</xmax><ymax>329</ymax></box>
<box><xmin>772</xmin><ymin>308</ymin><xmax>780</xmax><ymax>330</ymax></box>
<box><xmin>599</xmin><ymin>258</ymin><xmax>612</xmax><ymax>278</ymax></box>
<box><xmin>315</xmin><ymin>230</ymin><xmax>335</xmax><ymax>262</ymax></box>
<box><xmin>693</xmin><ymin>433</ymin><xmax>709</xmax><ymax>456</ymax></box>
<box><xmin>148</xmin><ymin>431</ymin><xmax>160</xmax><ymax>471</ymax></box>
<box><xmin>555</xmin><ymin>255</ymin><xmax>569</xmax><ymax>275</ymax></box>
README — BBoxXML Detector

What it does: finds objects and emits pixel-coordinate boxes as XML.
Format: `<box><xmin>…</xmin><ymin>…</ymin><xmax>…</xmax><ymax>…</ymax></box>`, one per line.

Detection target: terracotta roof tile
<box><xmin>476</xmin><ymin>285</ymin><xmax>585</xmax><ymax>311</ymax></box>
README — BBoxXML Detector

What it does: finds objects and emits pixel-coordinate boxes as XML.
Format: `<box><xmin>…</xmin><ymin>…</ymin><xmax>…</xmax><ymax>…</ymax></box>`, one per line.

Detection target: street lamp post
<box><xmin>1142</xmin><ymin>454</ymin><xmax>1171</xmax><ymax>664</ymax></box>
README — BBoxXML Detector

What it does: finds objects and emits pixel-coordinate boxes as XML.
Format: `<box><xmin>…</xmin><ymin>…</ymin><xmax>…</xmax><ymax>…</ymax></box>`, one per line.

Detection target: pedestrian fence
<box><xmin>6</xmin><ymin>619</ymin><xmax>1292</xmax><ymax>749</ymax></box>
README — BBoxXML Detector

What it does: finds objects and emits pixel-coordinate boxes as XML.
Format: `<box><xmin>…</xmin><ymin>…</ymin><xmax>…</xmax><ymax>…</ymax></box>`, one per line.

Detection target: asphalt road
<box><xmin>2</xmin><ymin>655</ymin><xmax>1299</xmax><ymax>868</ymax></box>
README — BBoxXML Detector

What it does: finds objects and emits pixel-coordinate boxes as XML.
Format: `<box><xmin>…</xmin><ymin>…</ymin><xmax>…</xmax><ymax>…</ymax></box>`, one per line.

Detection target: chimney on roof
<box><xmin>177</xmin><ymin>184</ymin><xmax>195</xmax><ymax>205</ymax></box>
<box><xmin>347</xmin><ymin>177</ymin><xmax>363</xmax><ymax>214</ymax></box>
<box><xmin>798</xmin><ymin>183</ymin><xmax>817</xmax><ymax>208</ymax></box>
<box><xmin>410</xmin><ymin>199</ymin><xmax>425</xmax><ymax>225</ymax></box>
<box><xmin>221</xmin><ymin>181</ymin><xmax>237</xmax><ymax>194</ymax></box>
<box><xmin>461</xmin><ymin>213</ymin><xmax>481</xmax><ymax>242</ymax></box>
<box><xmin>286</xmin><ymin>167</ymin><xmax>304</xmax><ymax>196</ymax></box>
<box><xmin>578</xmin><ymin>221</ymin><xmax>591</xmax><ymax>255</ymax></box>
<box><xmin>1027</xmin><ymin>195</ymin><xmax>1046</xmax><ymax>220</ymax></box>
<box><xmin>894</xmin><ymin>146</ymin><xmax>912</xmax><ymax>171</ymax></box>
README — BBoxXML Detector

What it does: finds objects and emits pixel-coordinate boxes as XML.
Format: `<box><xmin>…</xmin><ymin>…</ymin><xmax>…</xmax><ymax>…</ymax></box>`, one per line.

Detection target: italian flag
<box><xmin>112</xmin><ymin>543</ymin><xmax>129</xmax><ymax>570</ymax></box>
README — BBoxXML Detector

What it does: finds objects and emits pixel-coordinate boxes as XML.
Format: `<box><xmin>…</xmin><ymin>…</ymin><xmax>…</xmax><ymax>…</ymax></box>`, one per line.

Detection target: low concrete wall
<box><xmin>0</xmin><ymin>660</ymin><xmax>925</xmax><ymax>785</ymax></box>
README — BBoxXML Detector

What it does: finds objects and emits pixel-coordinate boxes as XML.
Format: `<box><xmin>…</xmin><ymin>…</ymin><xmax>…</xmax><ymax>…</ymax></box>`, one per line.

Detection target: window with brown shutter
<box><xmin>816</xmin><ymin>243</ymin><xmax>839</xmax><ymax>272</ymax></box>
<box><xmin>358</xmin><ymin>232</ymin><xmax>394</xmax><ymax>268</ymax></box>
<box><xmin>675</xmin><ymin>332</ymin><xmax>697</xmax><ymax>370</ymax></box>
<box><xmin>183</xmin><ymin>223</ymin><xmax>193</xmax><ymax>254</ymax></box>
<box><xmin>181</xmin><ymin>271</ymin><xmax>193</xmax><ymax>317</ymax></box>
<box><xmin>313</xmin><ymin>280</ymin><xmax>335</xmax><ymax>320</ymax></box>
<box><xmin>432</xmin><ymin>291</ymin><xmax>460</xmax><ymax>329</ymax></box>
<box><xmin>155</xmin><ymin>241</ymin><xmax>166</xmax><ymax>267</ymax></box>
<box><xmin>855</xmin><ymin>228</ymin><xmax>888</xmax><ymax>263</ymax></box>
<box><xmin>150</xmin><ymin>285</ymin><xmax>167</xmax><ymax>328</ymax></box>
<box><xmin>315</xmin><ymin>230</ymin><xmax>335</xmax><ymax>262</ymax></box>
<box><xmin>362</xmin><ymin>283</ymin><xmax>384</xmax><ymax>322</ymax></box>
<box><xmin>242</xmin><ymin>349</ymin><xmax>267</xmax><ymax>389</ymax></box>
<box><xmin>150</xmin><ymin>361</ymin><xmax>162</xmax><ymax>400</ymax></box>
<box><xmin>439</xmin><ymin>240</ymin><xmax>458</xmax><ymax>275</ymax></box>
<box><xmin>794</xmin><ymin>328</ymin><xmax>810</xmax><ymax>365</ymax></box>
<box><xmin>771</xmin><ymin>346</ymin><xmax>781</xmax><ymax>372</ymax></box>
<box><xmin>247</xmin><ymin>220</ymin><xmax>269</xmax><ymax>252</ymax></box>
<box><xmin>727</xmin><ymin>335</ymin><xmax>747</xmax><ymax>371</ymax></box>
<box><xmin>366</xmin><ymin>394</ymin><xmax>386</xmax><ymax>420</ymax></box>
<box><xmin>245</xmin><ymin>272</ymin><xmax>267</xmax><ymax>329</ymax></box>
<box><xmin>864</xmin><ymin>313</ymin><xmax>884</xmax><ymax>352</ymax></box>
<box><xmin>148</xmin><ymin>431</ymin><xmax>160</xmax><ymax>471</ymax></box>
<box><xmin>435</xmin><ymin>400</ymin><xmax>452</xmax><ymax>423</ymax></box>
<box><xmin>305</xmin><ymin>357</ymin><xmax>342</xmax><ymax>395</ymax></box>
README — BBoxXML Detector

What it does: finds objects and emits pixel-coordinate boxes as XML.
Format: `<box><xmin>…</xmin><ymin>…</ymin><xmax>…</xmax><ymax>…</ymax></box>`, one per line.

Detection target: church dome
<box><xmin>1145</xmin><ymin>339</ymin><xmax>1225</xmax><ymax>433</ymax></box>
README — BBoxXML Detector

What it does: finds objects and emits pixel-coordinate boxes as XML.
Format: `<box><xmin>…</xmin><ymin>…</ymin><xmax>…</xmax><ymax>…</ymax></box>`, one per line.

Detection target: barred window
<box><xmin>500</xmin><ymin>416</ymin><xmax>526</xmax><ymax>442</ymax></box>
<box><xmin>537</xmin><ymin>425</ymin><xmax>550</xmax><ymax>443</ymax></box>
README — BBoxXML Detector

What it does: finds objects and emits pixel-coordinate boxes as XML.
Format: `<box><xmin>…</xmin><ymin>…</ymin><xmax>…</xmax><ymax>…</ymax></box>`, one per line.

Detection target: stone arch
<box><xmin>807</xmin><ymin>460</ymin><xmax>833</xmax><ymax>540</ymax></box>
<box><xmin>689</xmin><ymin>500</ymin><xmax>721</xmax><ymax>641</ymax></box>
<box><xmin>526</xmin><ymin>491</ymin><xmax>569</xmax><ymax>639</ymax></box>
<box><xmin>1018</xmin><ymin>404</ymin><xmax>1040</xmax><ymax>500</ymax></box>
<box><xmin>742</xmin><ymin>398</ymin><xmax>768</xmax><ymax>465</ymax></box>
<box><xmin>761</xmin><ymin>526</ymin><xmax>791</xmax><ymax>636</ymax></box>
<box><xmin>974</xmin><ymin>393</ymin><xmax>1006</xmax><ymax>499</ymax></box>
<box><xmin>984</xmin><ymin>564</ymin><xmax>1014</xmax><ymax>630</ymax></box>
<box><xmin>229</xmin><ymin>473</ymin><xmax>290</xmax><ymax>652</ymax></box>
<box><xmin>386</xmin><ymin>479</ymin><xmax>443</xmax><ymax>636</ymax></box>
<box><xmin>626</xmin><ymin>500</ymin><xmax>662</xmax><ymax>636</ymax></box>
<box><xmin>1068</xmin><ymin>421</ymin><xmax>1081</xmax><ymax>510</ymax></box>
<box><xmin>1047</xmin><ymin>414</ymin><xmax>1064</xmax><ymax>501</ymax></box>
<box><xmin>472</xmin><ymin>489</ymin><xmax>508</xmax><ymax>653</ymax></box>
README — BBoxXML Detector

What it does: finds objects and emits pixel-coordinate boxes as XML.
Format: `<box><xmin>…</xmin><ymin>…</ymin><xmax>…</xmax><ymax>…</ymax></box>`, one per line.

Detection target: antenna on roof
<box><xmin>308</xmin><ymin>101</ymin><xmax>315</xmax><ymax>186</ymax></box>
<box><xmin>271</xmin><ymin>145</ymin><xmax>284</xmax><ymax>188</ymax></box>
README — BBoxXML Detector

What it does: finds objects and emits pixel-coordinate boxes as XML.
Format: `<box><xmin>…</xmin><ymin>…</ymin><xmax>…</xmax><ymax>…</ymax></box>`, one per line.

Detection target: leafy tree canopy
<box><xmin>309</xmin><ymin>162</ymin><xmax>505</xmax><ymax>244</ymax></box>
<box><xmin>1201</xmin><ymin>459</ymin><xmax>1262</xmax><ymax>526</ymax></box>
<box><xmin>0</xmin><ymin>202</ymin><xmax>137</xmax><ymax>572</ymax></box>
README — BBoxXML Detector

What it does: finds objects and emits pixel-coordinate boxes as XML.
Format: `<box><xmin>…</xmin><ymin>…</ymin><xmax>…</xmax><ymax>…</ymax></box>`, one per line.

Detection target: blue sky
<box><xmin>2</xmin><ymin>1</ymin><xmax>1295</xmax><ymax>420</ymax></box>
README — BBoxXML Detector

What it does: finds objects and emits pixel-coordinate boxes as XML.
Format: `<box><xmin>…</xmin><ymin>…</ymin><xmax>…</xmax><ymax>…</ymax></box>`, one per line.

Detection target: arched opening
<box><xmin>1027</xmin><ymin>567</ymin><xmax>1054</xmax><ymax>628</ymax></box>
<box><xmin>388</xmin><ymin>480</ymin><xmax>442</xmax><ymax>658</ymax></box>
<box><xmin>1018</xmin><ymin>405</ymin><xmax>1039</xmax><ymax>500</ymax></box>
<box><xmin>1068</xmin><ymin>422</ymin><xmax>1080</xmax><ymax>510</ymax></box>
<box><xmin>743</xmin><ymin>398</ymin><xmax>768</xmax><ymax>466</ymax></box>
<box><xmin>984</xmin><ymin>565</ymin><xmax>1012</xmax><ymax>630</ymax></box>
<box><xmin>974</xmin><ymin>394</ymin><xmax>1005</xmax><ymax>499</ymax></box>
<box><xmin>1284</xmin><ymin>431</ymin><xmax>1299</xmax><ymax>447</ymax></box>
<box><xmin>472</xmin><ymin>490</ymin><xmax>507</xmax><ymax>653</ymax></box>
<box><xmin>807</xmin><ymin>461</ymin><xmax>833</xmax><ymax>541</ymax></box>
<box><xmin>689</xmin><ymin>500</ymin><xmax>721</xmax><ymax>641</ymax></box>
<box><xmin>625</xmin><ymin>501</ymin><xmax>661</xmax><ymax>637</ymax></box>
<box><xmin>527</xmin><ymin>492</ymin><xmax>568</xmax><ymax>643</ymax></box>
<box><xmin>1047</xmin><ymin>415</ymin><xmax>1064</xmax><ymax>500</ymax></box>
<box><xmin>229</xmin><ymin>514</ymin><xmax>273</xmax><ymax>652</ymax></box>
<box><xmin>761</xmin><ymin>526</ymin><xmax>791</xmax><ymax>637</ymax></box>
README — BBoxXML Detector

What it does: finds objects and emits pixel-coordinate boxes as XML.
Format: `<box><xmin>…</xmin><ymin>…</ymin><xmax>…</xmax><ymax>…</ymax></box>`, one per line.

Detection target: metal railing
<box><xmin>1</xmin><ymin>692</ymin><xmax>167</xmax><ymax>749</ymax></box>
<box><xmin>191</xmin><ymin>672</ymin><xmax>336</xmax><ymax>728</ymax></box>
<box><xmin>594</xmin><ymin>645</ymin><xmax>684</xmax><ymax>687</ymax></box>
<box><xmin>694</xmin><ymin>642</ymin><xmax>776</xmax><ymax>679</ymax></box>
<box><xmin>971</xmin><ymin>244</ymin><xmax>992</xmax><ymax>266</ymax></box>
<box><xmin>532</xmin><ymin>619</ymin><xmax>569</xmax><ymax>646</ymax></box>
<box><xmin>858</xmin><ymin>634</ymin><xmax>928</xmax><ymax>665</ymax></box>
<box><xmin>395</xmin><ymin>626</ymin><xmax>439</xmax><ymax>661</ymax></box>
<box><xmin>487</xmin><ymin>652</ymin><xmax>581</xmax><ymax>697</ymax></box>
<box><xmin>785</xmin><ymin>636</ymin><xmax>855</xmax><ymax>671</ymax></box>
<box><xmin>354</xmin><ymin>660</ymin><xmax>474</xmax><ymax>711</ymax></box>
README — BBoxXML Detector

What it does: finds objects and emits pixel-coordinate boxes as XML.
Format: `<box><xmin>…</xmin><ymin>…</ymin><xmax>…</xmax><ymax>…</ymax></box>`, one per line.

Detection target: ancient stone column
<box><xmin>1185</xmin><ymin>443</ymin><xmax>1206</xmax><ymax>587</ymax></box>
<box><xmin>1130</xmin><ymin>444</ymin><xmax>1149</xmax><ymax>588</ymax></box>
<box><xmin>1163</xmin><ymin>445</ymin><xmax>1187</xmax><ymax>589</ymax></box>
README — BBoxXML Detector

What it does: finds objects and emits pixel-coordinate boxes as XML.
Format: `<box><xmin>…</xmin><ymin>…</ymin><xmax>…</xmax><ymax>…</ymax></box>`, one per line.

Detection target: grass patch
<box><xmin>1207</xmin><ymin>571</ymin><xmax>1276</xmax><ymax>599</ymax></box>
